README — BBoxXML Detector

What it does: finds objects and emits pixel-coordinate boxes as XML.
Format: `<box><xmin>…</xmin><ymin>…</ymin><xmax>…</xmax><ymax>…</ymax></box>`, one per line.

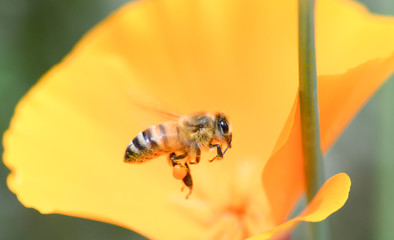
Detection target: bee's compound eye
<box><xmin>219</xmin><ymin>119</ymin><xmax>229</xmax><ymax>134</ymax></box>
<box><xmin>173</xmin><ymin>165</ymin><xmax>188</xmax><ymax>180</ymax></box>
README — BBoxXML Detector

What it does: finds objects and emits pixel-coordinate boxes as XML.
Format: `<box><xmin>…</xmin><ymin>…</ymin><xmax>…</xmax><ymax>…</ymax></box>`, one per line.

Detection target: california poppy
<box><xmin>3</xmin><ymin>0</ymin><xmax>394</xmax><ymax>239</ymax></box>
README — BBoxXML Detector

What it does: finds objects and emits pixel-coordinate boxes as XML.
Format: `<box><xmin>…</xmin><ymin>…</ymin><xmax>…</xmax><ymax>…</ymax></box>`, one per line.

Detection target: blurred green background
<box><xmin>0</xmin><ymin>0</ymin><xmax>393</xmax><ymax>239</ymax></box>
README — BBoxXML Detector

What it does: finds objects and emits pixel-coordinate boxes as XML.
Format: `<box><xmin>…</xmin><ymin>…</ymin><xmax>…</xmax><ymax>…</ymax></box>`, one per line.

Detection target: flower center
<box><xmin>171</xmin><ymin>158</ymin><xmax>273</xmax><ymax>239</ymax></box>
<box><xmin>201</xmin><ymin>195</ymin><xmax>268</xmax><ymax>240</ymax></box>
<box><xmin>202</xmin><ymin>159</ymin><xmax>271</xmax><ymax>239</ymax></box>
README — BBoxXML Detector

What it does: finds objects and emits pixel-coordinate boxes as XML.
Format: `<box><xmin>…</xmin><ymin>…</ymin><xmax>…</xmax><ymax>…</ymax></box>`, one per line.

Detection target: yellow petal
<box><xmin>250</xmin><ymin>173</ymin><xmax>351</xmax><ymax>240</ymax></box>
<box><xmin>317</xmin><ymin>0</ymin><xmax>394</xmax><ymax>75</ymax></box>
<box><xmin>5</xmin><ymin>57</ymin><xmax>205</xmax><ymax>239</ymax></box>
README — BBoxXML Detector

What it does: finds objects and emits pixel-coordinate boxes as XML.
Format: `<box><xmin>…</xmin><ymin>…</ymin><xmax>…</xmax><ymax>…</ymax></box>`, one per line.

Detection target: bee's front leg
<box><xmin>208</xmin><ymin>143</ymin><xmax>223</xmax><ymax>162</ymax></box>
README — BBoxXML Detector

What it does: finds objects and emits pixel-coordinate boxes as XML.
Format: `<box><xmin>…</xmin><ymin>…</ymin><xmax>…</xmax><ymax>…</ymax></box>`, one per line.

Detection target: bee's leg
<box><xmin>208</xmin><ymin>143</ymin><xmax>223</xmax><ymax>162</ymax></box>
<box><xmin>182</xmin><ymin>163</ymin><xmax>193</xmax><ymax>199</ymax></box>
<box><xmin>169</xmin><ymin>152</ymin><xmax>193</xmax><ymax>199</ymax></box>
<box><xmin>169</xmin><ymin>152</ymin><xmax>189</xmax><ymax>167</ymax></box>
<box><xmin>189</xmin><ymin>143</ymin><xmax>201</xmax><ymax>165</ymax></box>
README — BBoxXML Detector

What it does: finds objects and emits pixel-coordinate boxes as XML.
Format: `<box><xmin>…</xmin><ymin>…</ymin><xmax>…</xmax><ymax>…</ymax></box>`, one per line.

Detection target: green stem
<box><xmin>298</xmin><ymin>0</ymin><xmax>329</xmax><ymax>239</ymax></box>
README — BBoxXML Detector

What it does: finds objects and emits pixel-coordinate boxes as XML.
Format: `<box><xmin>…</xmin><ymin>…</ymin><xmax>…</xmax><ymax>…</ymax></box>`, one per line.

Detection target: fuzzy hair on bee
<box><xmin>124</xmin><ymin>111</ymin><xmax>232</xmax><ymax>199</ymax></box>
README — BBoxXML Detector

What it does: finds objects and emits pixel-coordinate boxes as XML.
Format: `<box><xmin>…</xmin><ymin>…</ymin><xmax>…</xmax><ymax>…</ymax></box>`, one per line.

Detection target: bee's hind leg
<box><xmin>169</xmin><ymin>152</ymin><xmax>193</xmax><ymax>199</ymax></box>
<box><xmin>169</xmin><ymin>152</ymin><xmax>189</xmax><ymax>166</ymax></box>
<box><xmin>182</xmin><ymin>163</ymin><xmax>193</xmax><ymax>199</ymax></box>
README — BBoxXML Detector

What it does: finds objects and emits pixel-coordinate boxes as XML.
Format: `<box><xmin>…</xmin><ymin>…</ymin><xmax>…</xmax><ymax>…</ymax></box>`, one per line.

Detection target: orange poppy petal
<box><xmin>264</xmin><ymin>3</ymin><xmax>394</xmax><ymax>224</ymax></box>
<box><xmin>317</xmin><ymin>0</ymin><xmax>394</xmax><ymax>75</ymax></box>
<box><xmin>263</xmin><ymin>96</ymin><xmax>303</xmax><ymax>225</ymax></box>
<box><xmin>251</xmin><ymin>173</ymin><xmax>351</xmax><ymax>240</ymax></box>
<box><xmin>263</xmin><ymin>55</ymin><xmax>394</xmax><ymax>225</ymax></box>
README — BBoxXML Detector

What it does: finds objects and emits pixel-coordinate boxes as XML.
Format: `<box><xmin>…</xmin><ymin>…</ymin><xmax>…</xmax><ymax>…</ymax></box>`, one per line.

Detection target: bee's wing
<box><xmin>127</xmin><ymin>91</ymin><xmax>182</xmax><ymax>121</ymax></box>
<box><xmin>137</xmin><ymin>103</ymin><xmax>181</xmax><ymax>121</ymax></box>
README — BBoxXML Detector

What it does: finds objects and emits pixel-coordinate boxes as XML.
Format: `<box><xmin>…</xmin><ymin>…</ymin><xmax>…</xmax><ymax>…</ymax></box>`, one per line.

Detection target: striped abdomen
<box><xmin>124</xmin><ymin>122</ymin><xmax>186</xmax><ymax>163</ymax></box>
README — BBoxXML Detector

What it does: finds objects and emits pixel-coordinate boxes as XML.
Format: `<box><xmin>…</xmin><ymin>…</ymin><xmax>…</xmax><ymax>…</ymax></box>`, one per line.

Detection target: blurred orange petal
<box><xmin>251</xmin><ymin>173</ymin><xmax>351</xmax><ymax>239</ymax></box>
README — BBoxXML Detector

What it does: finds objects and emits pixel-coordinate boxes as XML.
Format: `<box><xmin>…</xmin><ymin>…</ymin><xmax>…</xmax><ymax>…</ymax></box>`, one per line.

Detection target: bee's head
<box><xmin>214</xmin><ymin>113</ymin><xmax>232</xmax><ymax>154</ymax></box>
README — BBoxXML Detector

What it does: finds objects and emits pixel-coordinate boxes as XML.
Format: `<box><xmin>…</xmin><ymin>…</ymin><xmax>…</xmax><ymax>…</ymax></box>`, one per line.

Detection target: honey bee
<box><xmin>124</xmin><ymin>112</ymin><xmax>232</xmax><ymax>199</ymax></box>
